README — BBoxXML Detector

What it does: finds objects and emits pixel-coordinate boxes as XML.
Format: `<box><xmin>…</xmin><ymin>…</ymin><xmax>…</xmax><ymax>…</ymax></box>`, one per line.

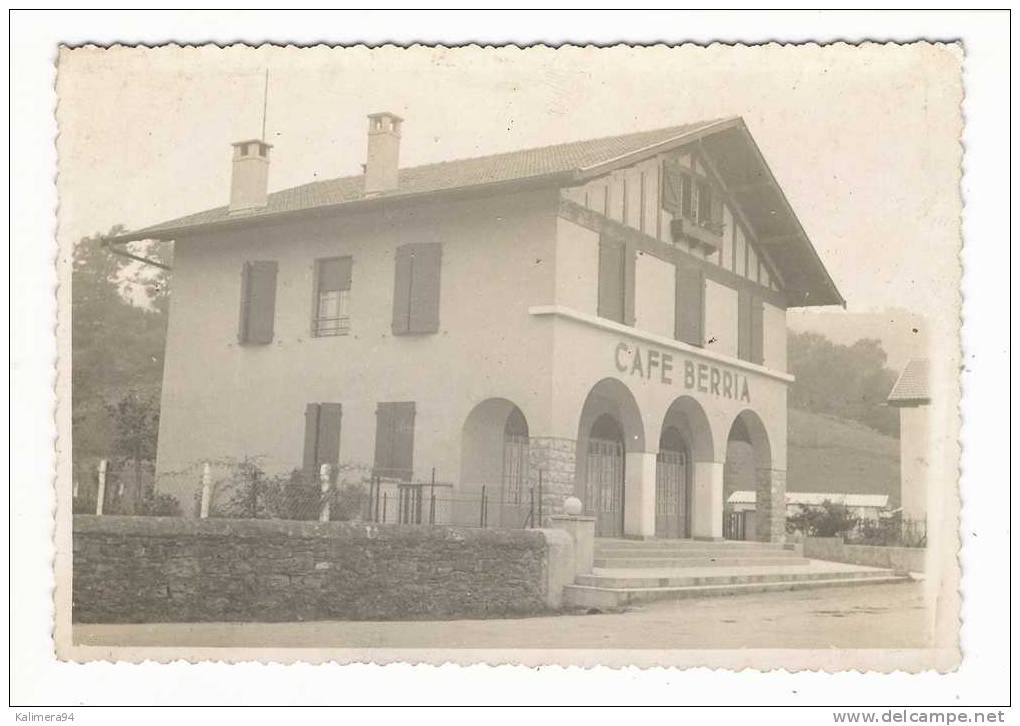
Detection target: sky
<box><xmin>56</xmin><ymin>43</ymin><xmax>963</xmax><ymax>327</ymax></box>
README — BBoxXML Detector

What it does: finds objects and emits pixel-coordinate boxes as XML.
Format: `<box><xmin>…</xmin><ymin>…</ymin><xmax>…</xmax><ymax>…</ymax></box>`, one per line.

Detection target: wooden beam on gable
<box><xmin>695</xmin><ymin>140</ymin><xmax>788</xmax><ymax>292</ymax></box>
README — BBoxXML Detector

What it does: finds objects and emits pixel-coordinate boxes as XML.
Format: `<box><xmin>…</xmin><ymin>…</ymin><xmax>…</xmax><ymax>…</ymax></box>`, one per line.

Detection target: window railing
<box><xmin>313</xmin><ymin>316</ymin><xmax>351</xmax><ymax>337</ymax></box>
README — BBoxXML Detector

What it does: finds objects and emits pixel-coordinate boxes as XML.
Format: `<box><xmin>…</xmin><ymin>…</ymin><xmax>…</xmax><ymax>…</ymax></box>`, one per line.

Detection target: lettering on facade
<box><xmin>614</xmin><ymin>341</ymin><xmax>751</xmax><ymax>402</ymax></box>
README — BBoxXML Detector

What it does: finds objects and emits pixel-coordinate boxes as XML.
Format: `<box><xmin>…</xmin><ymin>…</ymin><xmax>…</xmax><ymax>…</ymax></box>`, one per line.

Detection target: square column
<box><xmin>623</xmin><ymin>451</ymin><xmax>657</xmax><ymax>538</ymax></box>
<box><xmin>528</xmin><ymin>436</ymin><xmax>577</xmax><ymax>524</ymax></box>
<box><xmin>755</xmin><ymin>468</ymin><xmax>787</xmax><ymax>543</ymax></box>
<box><xmin>691</xmin><ymin>461</ymin><xmax>725</xmax><ymax>540</ymax></box>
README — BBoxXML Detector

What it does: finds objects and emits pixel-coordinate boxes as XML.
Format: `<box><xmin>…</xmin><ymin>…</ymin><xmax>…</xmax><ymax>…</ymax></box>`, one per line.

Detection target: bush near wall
<box><xmin>72</xmin><ymin>516</ymin><xmax>553</xmax><ymax>623</ymax></box>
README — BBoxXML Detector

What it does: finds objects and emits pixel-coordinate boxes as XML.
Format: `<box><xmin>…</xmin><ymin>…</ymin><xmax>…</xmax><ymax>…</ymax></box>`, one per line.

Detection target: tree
<box><xmin>787</xmin><ymin>331</ymin><xmax>899</xmax><ymax>436</ymax></box>
<box><xmin>72</xmin><ymin>228</ymin><xmax>171</xmax><ymax>466</ymax></box>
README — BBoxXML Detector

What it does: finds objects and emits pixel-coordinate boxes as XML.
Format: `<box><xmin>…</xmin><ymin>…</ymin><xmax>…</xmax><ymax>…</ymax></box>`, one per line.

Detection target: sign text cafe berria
<box><xmin>614</xmin><ymin>341</ymin><xmax>752</xmax><ymax>403</ymax></box>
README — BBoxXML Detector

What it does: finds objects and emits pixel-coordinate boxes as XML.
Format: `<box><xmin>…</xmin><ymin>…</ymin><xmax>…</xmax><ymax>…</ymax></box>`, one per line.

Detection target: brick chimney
<box><xmin>229</xmin><ymin>139</ymin><xmax>272</xmax><ymax>213</ymax></box>
<box><xmin>364</xmin><ymin>112</ymin><xmax>402</xmax><ymax>195</ymax></box>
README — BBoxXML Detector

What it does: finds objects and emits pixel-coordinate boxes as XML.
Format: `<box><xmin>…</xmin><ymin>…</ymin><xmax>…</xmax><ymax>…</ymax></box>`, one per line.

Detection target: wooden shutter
<box><xmin>675</xmin><ymin>265</ymin><xmax>705</xmax><ymax>346</ymax></box>
<box><xmin>391</xmin><ymin>245</ymin><xmax>413</xmax><ymax>335</ymax></box>
<box><xmin>737</xmin><ymin>289</ymin><xmax>752</xmax><ymax>362</ymax></box>
<box><xmin>623</xmin><ymin>243</ymin><xmax>637</xmax><ymax>326</ymax></box>
<box><xmin>711</xmin><ymin>190</ymin><xmax>724</xmax><ymax>228</ymax></box>
<box><xmin>239</xmin><ymin>261</ymin><xmax>277</xmax><ymax>345</ymax></box>
<box><xmin>408</xmin><ymin>243</ymin><xmax>442</xmax><ymax>333</ymax></box>
<box><xmin>750</xmin><ymin>296</ymin><xmax>764</xmax><ymax>365</ymax></box>
<box><xmin>661</xmin><ymin>160</ymin><xmax>682</xmax><ymax>213</ymax></box>
<box><xmin>597</xmin><ymin>236</ymin><xmax>626</xmax><ymax>323</ymax></box>
<box><xmin>302</xmin><ymin>403</ymin><xmax>321</xmax><ymax>474</ymax></box>
<box><xmin>374</xmin><ymin>402</ymin><xmax>416</xmax><ymax>481</ymax></box>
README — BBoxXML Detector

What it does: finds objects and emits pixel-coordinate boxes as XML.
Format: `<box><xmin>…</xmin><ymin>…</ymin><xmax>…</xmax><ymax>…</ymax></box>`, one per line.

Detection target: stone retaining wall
<box><xmin>73</xmin><ymin>515</ymin><xmax>572</xmax><ymax>623</ymax></box>
<box><xmin>803</xmin><ymin>536</ymin><xmax>926</xmax><ymax>573</ymax></box>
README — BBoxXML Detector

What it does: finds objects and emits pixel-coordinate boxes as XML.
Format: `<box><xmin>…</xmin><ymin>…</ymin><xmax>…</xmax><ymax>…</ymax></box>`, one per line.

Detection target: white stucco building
<box><xmin>887</xmin><ymin>358</ymin><xmax>931</xmax><ymax>523</ymax></box>
<box><xmin>107</xmin><ymin>112</ymin><xmax>843</xmax><ymax>542</ymax></box>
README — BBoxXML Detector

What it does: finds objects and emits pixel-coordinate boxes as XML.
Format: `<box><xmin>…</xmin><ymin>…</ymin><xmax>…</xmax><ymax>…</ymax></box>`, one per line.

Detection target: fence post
<box><xmin>429</xmin><ymin>468</ymin><xmax>436</xmax><ymax>525</ymax></box>
<box><xmin>382</xmin><ymin>492</ymin><xmax>388</xmax><ymax>523</ymax></box>
<box><xmin>95</xmin><ymin>459</ymin><xmax>107</xmax><ymax>515</ymax></box>
<box><xmin>319</xmin><ymin>463</ymin><xmax>332</xmax><ymax>522</ymax></box>
<box><xmin>199</xmin><ymin>462</ymin><xmax>213</xmax><ymax>518</ymax></box>
<box><xmin>528</xmin><ymin>486</ymin><xmax>535</xmax><ymax>528</ymax></box>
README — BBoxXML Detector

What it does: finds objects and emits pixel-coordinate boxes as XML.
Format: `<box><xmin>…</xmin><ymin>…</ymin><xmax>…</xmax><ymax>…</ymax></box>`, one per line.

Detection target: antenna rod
<box><xmin>260</xmin><ymin>68</ymin><xmax>269</xmax><ymax>140</ymax></box>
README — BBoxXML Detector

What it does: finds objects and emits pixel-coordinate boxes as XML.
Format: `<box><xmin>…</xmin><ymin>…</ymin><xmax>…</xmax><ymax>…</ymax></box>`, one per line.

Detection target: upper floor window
<box><xmin>392</xmin><ymin>243</ymin><xmax>442</xmax><ymax>335</ymax></box>
<box><xmin>313</xmin><ymin>256</ymin><xmax>353</xmax><ymax>337</ymax></box>
<box><xmin>597</xmin><ymin>234</ymin><xmax>635</xmax><ymax>326</ymax></box>
<box><xmin>238</xmin><ymin>260</ymin><xmax>278</xmax><ymax>345</ymax></box>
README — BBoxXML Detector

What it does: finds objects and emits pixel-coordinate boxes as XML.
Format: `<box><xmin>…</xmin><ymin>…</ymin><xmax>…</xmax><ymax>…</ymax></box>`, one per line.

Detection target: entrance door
<box><xmin>656</xmin><ymin>425</ymin><xmax>690</xmax><ymax>538</ymax></box>
<box><xmin>655</xmin><ymin>449</ymin><xmax>688</xmax><ymax>538</ymax></box>
<box><xmin>585</xmin><ymin>415</ymin><xmax>625</xmax><ymax>537</ymax></box>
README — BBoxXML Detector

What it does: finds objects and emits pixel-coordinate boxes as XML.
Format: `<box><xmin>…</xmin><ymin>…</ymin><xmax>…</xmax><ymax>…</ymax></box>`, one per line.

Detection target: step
<box><xmin>564</xmin><ymin>573</ymin><xmax>909</xmax><ymax>609</ymax></box>
<box><xmin>577</xmin><ymin>567</ymin><xmax>893</xmax><ymax>589</ymax></box>
<box><xmin>595</xmin><ymin>539</ymin><xmax>795</xmax><ymax>552</ymax></box>
<box><xmin>593</xmin><ymin>556</ymin><xmax>811</xmax><ymax>568</ymax></box>
<box><xmin>594</xmin><ymin>548</ymin><xmax>803</xmax><ymax>559</ymax></box>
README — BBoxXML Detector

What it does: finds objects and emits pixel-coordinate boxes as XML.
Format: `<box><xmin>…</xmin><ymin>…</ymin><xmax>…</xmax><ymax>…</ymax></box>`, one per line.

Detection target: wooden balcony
<box><xmin>670</xmin><ymin>216</ymin><xmax>724</xmax><ymax>253</ymax></box>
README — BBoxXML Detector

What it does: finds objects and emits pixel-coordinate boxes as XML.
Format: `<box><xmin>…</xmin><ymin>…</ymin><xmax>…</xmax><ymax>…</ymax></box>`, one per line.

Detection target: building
<box><xmin>105</xmin><ymin>112</ymin><xmax>843</xmax><ymax>542</ymax></box>
<box><xmin>886</xmin><ymin>358</ymin><xmax>931</xmax><ymax>523</ymax></box>
<box><xmin>726</xmin><ymin>490</ymin><xmax>889</xmax><ymax>540</ymax></box>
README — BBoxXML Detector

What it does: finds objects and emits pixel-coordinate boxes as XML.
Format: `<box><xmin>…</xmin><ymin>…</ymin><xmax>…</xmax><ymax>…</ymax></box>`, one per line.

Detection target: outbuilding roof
<box><xmin>727</xmin><ymin>491</ymin><xmax>890</xmax><ymax>509</ymax></box>
<box><xmin>106</xmin><ymin>116</ymin><xmax>844</xmax><ymax>306</ymax></box>
<box><xmin>886</xmin><ymin>358</ymin><xmax>930</xmax><ymax>406</ymax></box>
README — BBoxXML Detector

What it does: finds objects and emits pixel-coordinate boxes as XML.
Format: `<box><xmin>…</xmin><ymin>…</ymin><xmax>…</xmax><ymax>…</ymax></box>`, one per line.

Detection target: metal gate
<box><xmin>586</xmin><ymin>437</ymin><xmax>625</xmax><ymax>537</ymax></box>
<box><xmin>655</xmin><ymin>449</ymin><xmax>688</xmax><ymax>538</ymax></box>
<box><xmin>502</xmin><ymin>433</ymin><xmax>529</xmax><ymax>505</ymax></box>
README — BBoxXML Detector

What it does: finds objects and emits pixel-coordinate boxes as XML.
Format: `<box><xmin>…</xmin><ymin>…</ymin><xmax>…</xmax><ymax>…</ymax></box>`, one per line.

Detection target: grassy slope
<box><xmin>787</xmin><ymin>408</ymin><xmax>901</xmax><ymax>507</ymax></box>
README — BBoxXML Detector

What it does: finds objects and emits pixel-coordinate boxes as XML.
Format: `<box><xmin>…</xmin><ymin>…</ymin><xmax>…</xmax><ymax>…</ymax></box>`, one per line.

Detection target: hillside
<box><xmin>787</xmin><ymin>408</ymin><xmax>900</xmax><ymax>507</ymax></box>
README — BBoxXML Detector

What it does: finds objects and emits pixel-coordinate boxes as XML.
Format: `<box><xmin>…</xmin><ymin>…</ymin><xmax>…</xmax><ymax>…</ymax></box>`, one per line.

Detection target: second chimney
<box><xmin>229</xmin><ymin>139</ymin><xmax>272</xmax><ymax>213</ymax></box>
<box><xmin>364</xmin><ymin>112</ymin><xmax>402</xmax><ymax>195</ymax></box>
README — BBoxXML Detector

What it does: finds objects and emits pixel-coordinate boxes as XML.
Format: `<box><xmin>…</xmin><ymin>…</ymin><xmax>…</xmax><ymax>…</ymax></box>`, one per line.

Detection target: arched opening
<box><xmin>502</xmin><ymin>407</ymin><xmax>530</xmax><ymax>505</ymax></box>
<box><xmin>656</xmin><ymin>396</ymin><xmax>714</xmax><ymax>539</ymax></box>
<box><xmin>460</xmin><ymin>399</ymin><xmax>531</xmax><ymax>519</ymax></box>
<box><xmin>575</xmin><ymin>378</ymin><xmax>645</xmax><ymax>538</ymax></box>
<box><xmin>723</xmin><ymin>410</ymin><xmax>773</xmax><ymax>541</ymax></box>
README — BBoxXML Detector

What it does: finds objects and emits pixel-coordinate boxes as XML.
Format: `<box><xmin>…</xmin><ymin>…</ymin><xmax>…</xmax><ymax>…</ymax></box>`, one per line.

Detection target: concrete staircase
<box><xmin>564</xmin><ymin>538</ymin><xmax>910</xmax><ymax>609</ymax></box>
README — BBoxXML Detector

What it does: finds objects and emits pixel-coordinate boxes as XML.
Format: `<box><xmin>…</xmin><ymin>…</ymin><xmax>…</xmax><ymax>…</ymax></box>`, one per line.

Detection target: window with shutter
<box><xmin>238</xmin><ymin>261</ymin><xmax>278</xmax><ymax>345</ymax></box>
<box><xmin>597</xmin><ymin>237</ymin><xmax>626</xmax><ymax>324</ymax></box>
<box><xmin>661</xmin><ymin>160</ymin><xmax>683</xmax><ymax>214</ymax></box>
<box><xmin>750</xmin><ymin>296</ymin><xmax>764</xmax><ymax>364</ymax></box>
<box><xmin>312</xmin><ymin>257</ymin><xmax>352</xmax><ymax>337</ymax></box>
<box><xmin>302</xmin><ymin>403</ymin><xmax>343</xmax><ymax>476</ymax></box>
<box><xmin>737</xmin><ymin>290</ymin><xmax>765</xmax><ymax>364</ymax></box>
<box><xmin>374</xmin><ymin>402</ymin><xmax>416</xmax><ymax>481</ymax></box>
<box><xmin>675</xmin><ymin>265</ymin><xmax>705</xmax><ymax>347</ymax></box>
<box><xmin>737</xmin><ymin>289</ymin><xmax>752</xmax><ymax>362</ymax></box>
<box><xmin>392</xmin><ymin>243</ymin><xmax>442</xmax><ymax>335</ymax></box>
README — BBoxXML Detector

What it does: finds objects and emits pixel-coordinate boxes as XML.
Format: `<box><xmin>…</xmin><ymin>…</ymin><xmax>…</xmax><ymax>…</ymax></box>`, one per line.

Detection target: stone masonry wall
<box><xmin>73</xmin><ymin>515</ymin><xmax>554</xmax><ymax>623</ymax></box>
<box><xmin>529</xmin><ymin>437</ymin><xmax>577</xmax><ymax>525</ymax></box>
<box><xmin>755</xmin><ymin>468</ymin><xmax>787</xmax><ymax>543</ymax></box>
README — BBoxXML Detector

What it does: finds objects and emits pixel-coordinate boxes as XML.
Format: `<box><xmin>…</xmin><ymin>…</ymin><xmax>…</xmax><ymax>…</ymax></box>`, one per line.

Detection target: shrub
<box><xmin>786</xmin><ymin>500</ymin><xmax>859</xmax><ymax>538</ymax></box>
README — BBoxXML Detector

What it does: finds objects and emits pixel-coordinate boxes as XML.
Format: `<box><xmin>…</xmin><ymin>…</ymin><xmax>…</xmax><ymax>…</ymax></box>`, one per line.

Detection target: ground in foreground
<box><xmin>74</xmin><ymin>581</ymin><xmax>929</xmax><ymax>650</ymax></box>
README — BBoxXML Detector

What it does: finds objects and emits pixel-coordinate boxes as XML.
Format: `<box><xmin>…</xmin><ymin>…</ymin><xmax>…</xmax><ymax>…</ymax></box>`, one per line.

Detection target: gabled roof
<box><xmin>106</xmin><ymin>116</ymin><xmax>844</xmax><ymax>307</ymax></box>
<box><xmin>887</xmin><ymin>358</ymin><xmax>930</xmax><ymax>406</ymax></box>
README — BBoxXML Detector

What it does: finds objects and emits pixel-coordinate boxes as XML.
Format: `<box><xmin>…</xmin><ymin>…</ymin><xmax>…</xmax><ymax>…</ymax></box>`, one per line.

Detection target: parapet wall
<box><xmin>803</xmin><ymin>536</ymin><xmax>926</xmax><ymax>573</ymax></box>
<box><xmin>73</xmin><ymin>515</ymin><xmax>572</xmax><ymax>623</ymax></box>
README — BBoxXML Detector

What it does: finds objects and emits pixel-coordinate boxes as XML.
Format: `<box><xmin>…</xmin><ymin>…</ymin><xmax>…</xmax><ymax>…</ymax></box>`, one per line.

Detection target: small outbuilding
<box><xmin>886</xmin><ymin>358</ymin><xmax>930</xmax><ymax>524</ymax></box>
